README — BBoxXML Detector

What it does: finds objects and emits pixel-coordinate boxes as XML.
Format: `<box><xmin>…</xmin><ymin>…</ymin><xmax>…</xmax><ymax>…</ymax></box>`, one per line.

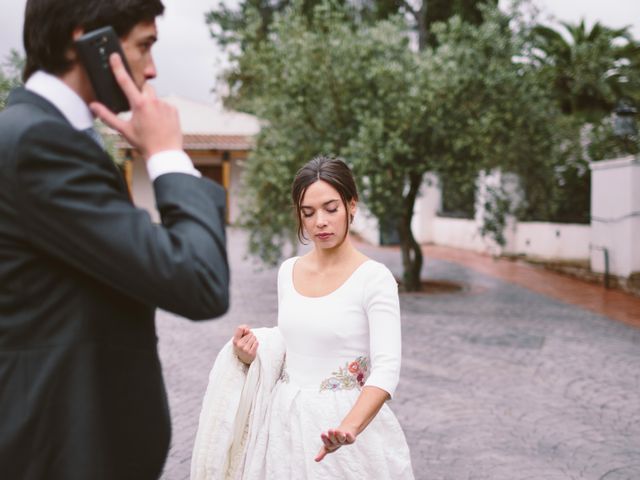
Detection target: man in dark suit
<box><xmin>0</xmin><ymin>1</ymin><xmax>230</xmax><ymax>478</ymax></box>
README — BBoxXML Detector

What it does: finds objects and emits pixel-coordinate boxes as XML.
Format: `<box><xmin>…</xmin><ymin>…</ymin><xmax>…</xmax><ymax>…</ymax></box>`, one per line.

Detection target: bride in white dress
<box><xmin>192</xmin><ymin>156</ymin><xmax>414</xmax><ymax>479</ymax></box>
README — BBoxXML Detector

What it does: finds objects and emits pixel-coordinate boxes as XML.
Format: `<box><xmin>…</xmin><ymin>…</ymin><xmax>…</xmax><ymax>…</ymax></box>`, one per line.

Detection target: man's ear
<box><xmin>65</xmin><ymin>27</ymin><xmax>85</xmax><ymax>61</ymax></box>
<box><xmin>72</xmin><ymin>27</ymin><xmax>85</xmax><ymax>41</ymax></box>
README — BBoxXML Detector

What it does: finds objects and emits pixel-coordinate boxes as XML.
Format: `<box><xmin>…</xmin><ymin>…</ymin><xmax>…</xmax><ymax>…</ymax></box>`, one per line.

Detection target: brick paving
<box><xmin>157</xmin><ymin>229</ymin><xmax>640</xmax><ymax>480</ymax></box>
<box><xmin>419</xmin><ymin>244</ymin><xmax>640</xmax><ymax>328</ymax></box>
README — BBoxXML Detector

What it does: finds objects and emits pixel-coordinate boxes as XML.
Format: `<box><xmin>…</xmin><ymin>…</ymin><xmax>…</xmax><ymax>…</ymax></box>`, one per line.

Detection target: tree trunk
<box><xmin>397</xmin><ymin>172</ymin><xmax>424</xmax><ymax>292</ymax></box>
<box><xmin>417</xmin><ymin>1</ymin><xmax>428</xmax><ymax>51</ymax></box>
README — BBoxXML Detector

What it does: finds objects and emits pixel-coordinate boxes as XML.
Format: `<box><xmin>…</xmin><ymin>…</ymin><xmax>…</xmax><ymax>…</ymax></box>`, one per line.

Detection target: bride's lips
<box><xmin>316</xmin><ymin>233</ymin><xmax>333</xmax><ymax>240</ymax></box>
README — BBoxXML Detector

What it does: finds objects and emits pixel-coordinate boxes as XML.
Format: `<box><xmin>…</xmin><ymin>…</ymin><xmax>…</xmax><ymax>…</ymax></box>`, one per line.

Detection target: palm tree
<box><xmin>531</xmin><ymin>20</ymin><xmax>640</xmax><ymax>121</ymax></box>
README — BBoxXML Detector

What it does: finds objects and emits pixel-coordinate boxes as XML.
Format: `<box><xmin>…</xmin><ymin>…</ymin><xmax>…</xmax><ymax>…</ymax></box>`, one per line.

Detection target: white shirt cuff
<box><xmin>146</xmin><ymin>150</ymin><xmax>201</xmax><ymax>182</ymax></box>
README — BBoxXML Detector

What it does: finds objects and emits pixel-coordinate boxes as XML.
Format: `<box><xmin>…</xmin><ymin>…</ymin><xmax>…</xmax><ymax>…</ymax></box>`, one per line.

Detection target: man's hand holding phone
<box><xmin>90</xmin><ymin>53</ymin><xmax>183</xmax><ymax>161</ymax></box>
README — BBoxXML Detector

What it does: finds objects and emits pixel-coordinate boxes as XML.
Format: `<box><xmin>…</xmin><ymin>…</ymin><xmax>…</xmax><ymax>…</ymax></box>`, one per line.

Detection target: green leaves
<box><xmin>229</xmin><ymin>2</ymin><xmax>432</xmax><ymax>263</ymax></box>
<box><xmin>0</xmin><ymin>50</ymin><xmax>24</xmax><ymax>111</ymax></box>
<box><xmin>227</xmin><ymin>1</ymin><xmax>567</xmax><ymax>264</ymax></box>
<box><xmin>530</xmin><ymin>20</ymin><xmax>640</xmax><ymax>120</ymax></box>
<box><xmin>211</xmin><ymin>0</ymin><xmax>635</xmax><ymax>272</ymax></box>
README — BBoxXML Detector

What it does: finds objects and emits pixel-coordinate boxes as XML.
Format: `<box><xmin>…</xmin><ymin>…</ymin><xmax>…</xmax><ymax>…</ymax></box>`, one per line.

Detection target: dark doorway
<box><xmin>197</xmin><ymin>165</ymin><xmax>223</xmax><ymax>186</ymax></box>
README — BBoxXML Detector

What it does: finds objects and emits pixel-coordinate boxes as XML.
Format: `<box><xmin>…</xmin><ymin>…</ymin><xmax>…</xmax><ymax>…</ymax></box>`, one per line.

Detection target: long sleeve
<box><xmin>362</xmin><ymin>263</ymin><xmax>402</xmax><ymax>398</ymax></box>
<box><xmin>13</xmin><ymin>119</ymin><xmax>229</xmax><ymax>320</ymax></box>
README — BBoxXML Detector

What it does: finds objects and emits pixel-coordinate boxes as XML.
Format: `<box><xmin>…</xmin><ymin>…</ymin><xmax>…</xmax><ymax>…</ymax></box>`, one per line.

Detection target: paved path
<box><xmin>158</xmin><ymin>229</ymin><xmax>640</xmax><ymax>480</ymax></box>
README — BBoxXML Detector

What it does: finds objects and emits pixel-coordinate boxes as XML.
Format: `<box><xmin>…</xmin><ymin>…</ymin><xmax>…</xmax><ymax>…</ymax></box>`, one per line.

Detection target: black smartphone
<box><xmin>75</xmin><ymin>26</ymin><xmax>132</xmax><ymax>113</ymax></box>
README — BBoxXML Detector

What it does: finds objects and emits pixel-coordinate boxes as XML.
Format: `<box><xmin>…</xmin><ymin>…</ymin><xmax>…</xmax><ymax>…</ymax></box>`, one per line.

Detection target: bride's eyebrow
<box><xmin>301</xmin><ymin>199</ymin><xmax>340</xmax><ymax>209</ymax></box>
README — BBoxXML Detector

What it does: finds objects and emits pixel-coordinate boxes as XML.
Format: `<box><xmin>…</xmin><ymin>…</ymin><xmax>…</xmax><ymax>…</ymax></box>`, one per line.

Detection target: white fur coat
<box><xmin>190</xmin><ymin>327</ymin><xmax>285</xmax><ymax>480</ymax></box>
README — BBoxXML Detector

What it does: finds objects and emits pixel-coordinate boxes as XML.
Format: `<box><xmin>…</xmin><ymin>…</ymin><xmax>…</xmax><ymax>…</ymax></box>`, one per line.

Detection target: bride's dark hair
<box><xmin>291</xmin><ymin>155</ymin><xmax>358</xmax><ymax>244</ymax></box>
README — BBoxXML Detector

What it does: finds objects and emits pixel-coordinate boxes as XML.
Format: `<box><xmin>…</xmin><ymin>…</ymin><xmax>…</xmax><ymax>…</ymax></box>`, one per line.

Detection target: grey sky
<box><xmin>1</xmin><ymin>0</ymin><xmax>639</xmax><ymax>104</ymax></box>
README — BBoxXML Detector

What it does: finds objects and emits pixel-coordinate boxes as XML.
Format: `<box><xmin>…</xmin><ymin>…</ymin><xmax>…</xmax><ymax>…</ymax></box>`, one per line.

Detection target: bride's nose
<box><xmin>315</xmin><ymin>211</ymin><xmax>328</xmax><ymax>228</ymax></box>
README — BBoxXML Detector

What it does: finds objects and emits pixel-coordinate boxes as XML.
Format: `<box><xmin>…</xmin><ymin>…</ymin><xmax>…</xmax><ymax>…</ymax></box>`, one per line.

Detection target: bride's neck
<box><xmin>310</xmin><ymin>237</ymin><xmax>358</xmax><ymax>269</ymax></box>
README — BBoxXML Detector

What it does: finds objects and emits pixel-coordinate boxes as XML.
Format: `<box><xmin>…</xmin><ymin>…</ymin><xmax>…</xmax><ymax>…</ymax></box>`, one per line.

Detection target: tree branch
<box><xmin>398</xmin><ymin>0</ymin><xmax>418</xmax><ymax>19</ymax></box>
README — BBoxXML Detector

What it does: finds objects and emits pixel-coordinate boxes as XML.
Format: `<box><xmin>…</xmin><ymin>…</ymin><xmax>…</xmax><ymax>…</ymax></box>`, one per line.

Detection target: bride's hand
<box><xmin>232</xmin><ymin>325</ymin><xmax>258</xmax><ymax>365</ymax></box>
<box><xmin>314</xmin><ymin>426</ymin><xmax>357</xmax><ymax>462</ymax></box>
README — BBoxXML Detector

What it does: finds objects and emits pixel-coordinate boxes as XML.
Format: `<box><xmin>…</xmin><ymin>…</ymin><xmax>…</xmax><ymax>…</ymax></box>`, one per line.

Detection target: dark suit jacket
<box><xmin>0</xmin><ymin>88</ymin><xmax>230</xmax><ymax>479</ymax></box>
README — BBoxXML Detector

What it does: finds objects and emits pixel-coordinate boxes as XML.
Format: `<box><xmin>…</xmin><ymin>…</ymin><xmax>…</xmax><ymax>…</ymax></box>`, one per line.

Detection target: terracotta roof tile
<box><xmin>108</xmin><ymin>133</ymin><xmax>254</xmax><ymax>151</ymax></box>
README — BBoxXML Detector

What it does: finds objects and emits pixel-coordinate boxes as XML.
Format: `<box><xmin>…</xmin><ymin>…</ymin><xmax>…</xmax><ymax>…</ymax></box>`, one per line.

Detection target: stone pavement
<box><xmin>157</xmin><ymin>229</ymin><xmax>640</xmax><ymax>480</ymax></box>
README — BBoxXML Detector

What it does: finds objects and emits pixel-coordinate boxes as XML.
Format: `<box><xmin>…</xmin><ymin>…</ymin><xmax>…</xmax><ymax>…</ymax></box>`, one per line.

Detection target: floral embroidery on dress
<box><xmin>319</xmin><ymin>356</ymin><xmax>369</xmax><ymax>392</ymax></box>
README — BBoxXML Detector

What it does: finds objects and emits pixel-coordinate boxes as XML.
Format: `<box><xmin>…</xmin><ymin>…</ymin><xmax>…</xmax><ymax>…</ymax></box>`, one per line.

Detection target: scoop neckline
<box><xmin>290</xmin><ymin>257</ymin><xmax>373</xmax><ymax>299</ymax></box>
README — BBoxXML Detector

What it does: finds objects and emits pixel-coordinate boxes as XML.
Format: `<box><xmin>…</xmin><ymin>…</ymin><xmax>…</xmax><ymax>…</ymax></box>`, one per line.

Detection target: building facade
<box><xmin>109</xmin><ymin>95</ymin><xmax>260</xmax><ymax>224</ymax></box>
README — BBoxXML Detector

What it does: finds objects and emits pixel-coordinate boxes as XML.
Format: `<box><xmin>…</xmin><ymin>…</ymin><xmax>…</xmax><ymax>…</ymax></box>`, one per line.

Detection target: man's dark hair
<box><xmin>22</xmin><ymin>0</ymin><xmax>165</xmax><ymax>81</ymax></box>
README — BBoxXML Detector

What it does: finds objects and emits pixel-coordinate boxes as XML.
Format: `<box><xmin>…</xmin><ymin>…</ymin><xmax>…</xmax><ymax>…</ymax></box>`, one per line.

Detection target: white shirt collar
<box><xmin>25</xmin><ymin>70</ymin><xmax>94</xmax><ymax>131</ymax></box>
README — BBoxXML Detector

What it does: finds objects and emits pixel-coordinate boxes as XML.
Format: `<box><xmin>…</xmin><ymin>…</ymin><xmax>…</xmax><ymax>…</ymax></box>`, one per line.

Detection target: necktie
<box><xmin>82</xmin><ymin>127</ymin><xmax>105</xmax><ymax>150</ymax></box>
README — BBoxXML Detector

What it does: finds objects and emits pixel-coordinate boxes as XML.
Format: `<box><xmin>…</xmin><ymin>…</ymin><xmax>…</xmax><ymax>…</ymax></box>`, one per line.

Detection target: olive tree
<box><xmin>233</xmin><ymin>1</ymin><xmax>560</xmax><ymax>290</ymax></box>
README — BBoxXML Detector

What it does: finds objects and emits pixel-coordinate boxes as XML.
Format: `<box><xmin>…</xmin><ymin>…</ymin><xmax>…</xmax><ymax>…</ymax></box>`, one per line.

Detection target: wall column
<box><xmin>590</xmin><ymin>155</ymin><xmax>640</xmax><ymax>278</ymax></box>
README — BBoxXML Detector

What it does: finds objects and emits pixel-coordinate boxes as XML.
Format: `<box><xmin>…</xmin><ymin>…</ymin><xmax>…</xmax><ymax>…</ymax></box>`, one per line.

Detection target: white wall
<box><xmin>427</xmin><ymin>217</ymin><xmax>591</xmax><ymax>260</ymax></box>
<box><xmin>516</xmin><ymin>222</ymin><xmax>590</xmax><ymax>260</ymax></box>
<box><xmin>431</xmin><ymin>217</ymin><xmax>487</xmax><ymax>252</ymax></box>
<box><xmin>590</xmin><ymin>155</ymin><xmax>640</xmax><ymax>277</ymax></box>
<box><xmin>412</xmin><ymin>173</ymin><xmax>442</xmax><ymax>244</ymax></box>
<box><xmin>474</xmin><ymin>169</ymin><xmax>522</xmax><ymax>256</ymax></box>
<box><xmin>352</xmin><ymin>170</ymin><xmax>593</xmax><ymax>263</ymax></box>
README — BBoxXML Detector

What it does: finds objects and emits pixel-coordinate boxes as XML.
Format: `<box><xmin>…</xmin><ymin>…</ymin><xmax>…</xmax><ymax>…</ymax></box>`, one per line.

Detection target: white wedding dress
<box><xmin>243</xmin><ymin>257</ymin><xmax>415</xmax><ymax>479</ymax></box>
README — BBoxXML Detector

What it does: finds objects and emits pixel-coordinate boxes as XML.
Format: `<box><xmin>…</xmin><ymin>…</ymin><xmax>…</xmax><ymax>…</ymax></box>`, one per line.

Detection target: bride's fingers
<box><xmin>329</xmin><ymin>429</ymin><xmax>346</xmax><ymax>446</ymax></box>
<box><xmin>328</xmin><ymin>429</ymin><xmax>346</xmax><ymax>443</ymax></box>
<box><xmin>314</xmin><ymin>446</ymin><xmax>328</xmax><ymax>462</ymax></box>
<box><xmin>334</xmin><ymin>429</ymin><xmax>355</xmax><ymax>445</ymax></box>
<box><xmin>322</xmin><ymin>432</ymin><xmax>340</xmax><ymax>449</ymax></box>
<box><xmin>232</xmin><ymin>325</ymin><xmax>248</xmax><ymax>344</ymax></box>
<box><xmin>238</xmin><ymin>332</ymin><xmax>253</xmax><ymax>347</ymax></box>
<box><xmin>234</xmin><ymin>324</ymin><xmax>250</xmax><ymax>341</ymax></box>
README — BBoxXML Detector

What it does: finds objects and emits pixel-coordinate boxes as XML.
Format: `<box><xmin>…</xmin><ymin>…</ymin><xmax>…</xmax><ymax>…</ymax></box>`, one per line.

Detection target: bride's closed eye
<box><xmin>303</xmin><ymin>207</ymin><xmax>338</xmax><ymax>218</ymax></box>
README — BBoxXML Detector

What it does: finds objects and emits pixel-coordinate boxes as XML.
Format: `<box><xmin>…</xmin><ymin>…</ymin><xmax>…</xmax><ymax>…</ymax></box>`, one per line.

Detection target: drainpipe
<box><xmin>603</xmin><ymin>248</ymin><xmax>610</xmax><ymax>289</ymax></box>
<box><xmin>591</xmin><ymin>245</ymin><xmax>610</xmax><ymax>289</ymax></box>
